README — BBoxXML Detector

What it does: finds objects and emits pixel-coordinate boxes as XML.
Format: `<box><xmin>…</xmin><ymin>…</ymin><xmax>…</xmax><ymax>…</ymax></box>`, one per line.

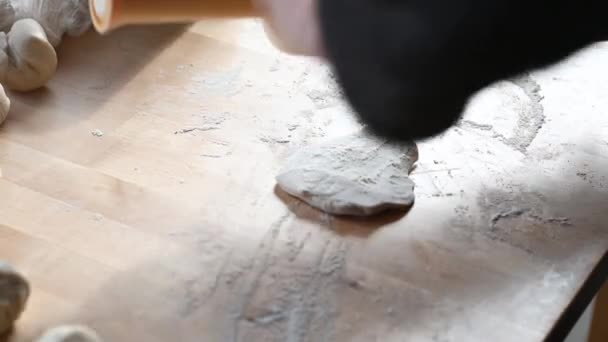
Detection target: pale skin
<box><xmin>252</xmin><ymin>0</ymin><xmax>323</xmax><ymax>57</ymax></box>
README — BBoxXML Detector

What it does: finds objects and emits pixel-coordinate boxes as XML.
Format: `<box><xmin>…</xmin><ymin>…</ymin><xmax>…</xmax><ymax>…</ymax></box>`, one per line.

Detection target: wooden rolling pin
<box><xmin>89</xmin><ymin>0</ymin><xmax>257</xmax><ymax>33</ymax></box>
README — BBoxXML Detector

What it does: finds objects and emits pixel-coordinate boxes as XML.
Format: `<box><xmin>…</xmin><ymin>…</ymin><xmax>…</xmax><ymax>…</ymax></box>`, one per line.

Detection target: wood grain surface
<box><xmin>0</xmin><ymin>20</ymin><xmax>606</xmax><ymax>342</ymax></box>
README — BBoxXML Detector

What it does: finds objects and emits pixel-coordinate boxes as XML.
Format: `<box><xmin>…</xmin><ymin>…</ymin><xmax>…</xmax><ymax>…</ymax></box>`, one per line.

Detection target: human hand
<box><xmin>252</xmin><ymin>0</ymin><xmax>324</xmax><ymax>57</ymax></box>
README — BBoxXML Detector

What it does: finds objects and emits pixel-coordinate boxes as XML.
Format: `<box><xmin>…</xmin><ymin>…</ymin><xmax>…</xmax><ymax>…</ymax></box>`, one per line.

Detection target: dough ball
<box><xmin>0</xmin><ymin>261</ymin><xmax>30</xmax><ymax>335</ymax></box>
<box><xmin>0</xmin><ymin>18</ymin><xmax>58</xmax><ymax>92</ymax></box>
<box><xmin>276</xmin><ymin>130</ymin><xmax>418</xmax><ymax>216</ymax></box>
<box><xmin>36</xmin><ymin>325</ymin><xmax>103</xmax><ymax>342</ymax></box>
<box><xmin>1</xmin><ymin>0</ymin><xmax>91</xmax><ymax>47</ymax></box>
<box><xmin>0</xmin><ymin>0</ymin><xmax>16</xmax><ymax>32</ymax></box>
<box><xmin>0</xmin><ymin>83</ymin><xmax>10</xmax><ymax>125</ymax></box>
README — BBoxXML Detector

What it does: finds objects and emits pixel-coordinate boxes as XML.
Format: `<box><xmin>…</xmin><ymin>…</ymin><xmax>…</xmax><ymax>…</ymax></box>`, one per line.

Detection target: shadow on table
<box><xmin>5</xmin><ymin>24</ymin><xmax>190</xmax><ymax>131</ymax></box>
<box><xmin>274</xmin><ymin>185</ymin><xmax>410</xmax><ymax>239</ymax></box>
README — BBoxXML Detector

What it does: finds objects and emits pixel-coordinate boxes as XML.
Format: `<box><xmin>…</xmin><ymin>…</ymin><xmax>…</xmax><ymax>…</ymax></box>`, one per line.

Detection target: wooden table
<box><xmin>0</xmin><ymin>20</ymin><xmax>606</xmax><ymax>342</ymax></box>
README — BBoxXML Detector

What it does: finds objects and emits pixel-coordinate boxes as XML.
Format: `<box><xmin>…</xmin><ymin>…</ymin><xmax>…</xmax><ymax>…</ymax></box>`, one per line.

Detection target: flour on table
<box><xmin>276</xmin><ymin>130</ymin><xmax>418</xmax><ymax>216</ymax></box>
<box><xmin>91</xmin><ymin>129</ymin><xmax>104</xmax><ymax>137</ymax></box>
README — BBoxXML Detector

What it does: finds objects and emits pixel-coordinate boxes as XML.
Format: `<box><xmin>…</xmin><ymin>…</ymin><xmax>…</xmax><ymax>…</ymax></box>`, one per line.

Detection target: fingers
<box><xmin>252</xmin><ymin>0</ymin><xmax>324</xmax><ymax>57</ymax></box>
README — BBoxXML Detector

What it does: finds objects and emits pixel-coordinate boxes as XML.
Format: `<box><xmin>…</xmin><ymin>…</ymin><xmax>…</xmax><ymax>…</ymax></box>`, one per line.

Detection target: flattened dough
<box><xmin>277</xmin><ymin>131</ymin><xmax>418</xmax><ymax>216</ymax></box>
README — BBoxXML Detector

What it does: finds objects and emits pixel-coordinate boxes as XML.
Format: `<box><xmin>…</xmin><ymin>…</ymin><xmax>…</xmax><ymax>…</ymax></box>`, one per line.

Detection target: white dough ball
<box><xmin>0</xmin><ymin>18</ymin><xmax>57</xmax><ymax>92</ymax></box>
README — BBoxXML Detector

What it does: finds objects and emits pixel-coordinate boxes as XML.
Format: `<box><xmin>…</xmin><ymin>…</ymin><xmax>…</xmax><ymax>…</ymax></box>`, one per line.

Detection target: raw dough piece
<box><xmin>36</xmin><ymin>325</ymin><xmax>103</xmax><ymax>342</ymax></box>
<box><xmin>1</xmin><ymin>0</ymin><xmax>91</xmax><ymax>47</ymax></box>
<box><xmin>0</xmin><ymin>0</ymin><xmax>14</xmax><ymax>31</ymax></box>
<box><xmin>0</xmin><ymin>83</ymin><xmax>10</xmax><ymax>124</ymax></box>
<box><xmin>277</xmin><ymin>130</ymin><xmax>418</xmax><ymax>216</ymax></box>
<box><xmin>0</xmin><ymin>261</ymin><xmax>30</xmax><ymax>335</ymax></box>
<box><xmin>0</xmin><ymin>18</ymin><xmax>58</xmax><ymax>91</ymax></box>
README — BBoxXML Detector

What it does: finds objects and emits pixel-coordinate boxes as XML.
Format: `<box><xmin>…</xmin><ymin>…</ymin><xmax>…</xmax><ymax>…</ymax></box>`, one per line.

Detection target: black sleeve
<box><xmin>318</xmin><ymin>0</ymin><xmax>608</xmax><ymax>141</ymax></box>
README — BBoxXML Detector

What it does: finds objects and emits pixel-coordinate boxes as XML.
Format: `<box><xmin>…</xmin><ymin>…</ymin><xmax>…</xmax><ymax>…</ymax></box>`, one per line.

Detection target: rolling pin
<box><xmin>89</xmin><ymin>0</ymin><xmax>257</xmax><ymax>33</ymax></box>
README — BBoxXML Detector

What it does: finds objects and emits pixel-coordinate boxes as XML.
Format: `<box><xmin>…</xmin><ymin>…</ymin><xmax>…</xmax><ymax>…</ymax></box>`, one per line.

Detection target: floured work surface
<box><xmin>0</xmin><ymin>21</ymin><xmax>606</xmax><ymax>342</ymax></box>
